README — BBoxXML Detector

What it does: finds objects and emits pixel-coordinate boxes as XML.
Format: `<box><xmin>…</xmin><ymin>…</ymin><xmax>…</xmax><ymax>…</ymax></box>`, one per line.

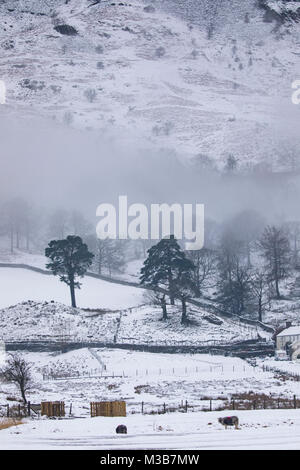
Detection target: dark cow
<box><xmin>116</xmin><ymin>424</ymin><xmax>127</xmax><ymax>434</ymax></box>
<box><xmin>218</xmin><ymin>416</ymin><xmax>239</xmax><ymax>429</ymax></box>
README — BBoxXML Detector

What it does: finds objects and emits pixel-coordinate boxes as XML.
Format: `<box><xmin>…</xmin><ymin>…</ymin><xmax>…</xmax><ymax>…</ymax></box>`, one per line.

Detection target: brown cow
<box><xmin>218</xmin><ymin>416</ymin><xmax>239</xmax><ymax>429</ymax></box>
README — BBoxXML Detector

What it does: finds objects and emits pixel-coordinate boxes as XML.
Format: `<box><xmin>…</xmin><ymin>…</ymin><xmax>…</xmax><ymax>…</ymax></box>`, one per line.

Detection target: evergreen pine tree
<box><xmin>172</xmin><ymin>256</ymin><xmax>197</xmax><ymax>324</ymax></box>
<box><xmin>45</xmin><ymin>235</ymin><xmax>94</xmax><ymax>308</ymax></box>
<box><xmin>140</xmin><ymin>235</ymin><xmax>187</xmax><ymax>305</ymax></box>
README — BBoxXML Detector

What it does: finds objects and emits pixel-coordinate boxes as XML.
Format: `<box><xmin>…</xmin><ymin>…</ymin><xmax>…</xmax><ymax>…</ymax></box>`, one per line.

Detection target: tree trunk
<box><xmin>20</xmin><ymin>384</ymin><xmax>27</xmax><ymax>404</ymax></box>
<box><xmin>168</xmin><ymin>271</ymin><xmax>175</xmax><ymax>305</ymax></box>
<box><xmin>69</xmin><ymin>280</ymin><xmax>76</xmax><ymax>308</ymax></box>
<box><xmin>181</xmin><ymin>298</ymin><xmax>187</xmax><ymax>324</ymax></box>
<box><xmin>26</xmin><ymin>226</ymin><xmax>30</xmax><ymax>251</ymax></box>
<box><xmin>258</xmin><ymin>297</ymin><xmax>262</xmax><ymax>322</ymax></box>
<box><xmin>16</xmin><ymin>230</ymin><xmax>20</xmax><ymax>249</ymax></box>
<box><xmin>247</xmin><ymin>242</ymin><xmax>251</xmax><ymax>267</ymax></box>
<box><xmin>10</xmin><ymin>226</ymin><xmax>14</xmax><ymax>254</ymax></box>
<box><xmin>275</xmin><ymin>277</ymin><xmax>280</xmax><ymax>299</ymax></box>
<box><xmin>98</xmin><ymin>258</ymin><xmax>102</xmax><ymax>275</ymax></box>
<box><xmin>161</xmin><ymin>297</ymin><xmax>167</xmax><ymax>320</ymax></box>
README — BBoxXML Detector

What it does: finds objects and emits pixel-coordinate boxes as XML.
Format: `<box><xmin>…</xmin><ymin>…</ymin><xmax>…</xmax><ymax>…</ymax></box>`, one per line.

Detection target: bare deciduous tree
<box><xmin>186</xmin><ymin>247</ymin><xmax>216</xmax><ymax>296</ymax></box>
<box><xmin>1</xmin><ymin>354</ymin><xmax>32</xmax><ymax>403</ymax></box>
<box><xmin>250</xmin><ymin>269</ymin><xmax>270</xmax><ymax>322</ymax></box>
<box><xmin>257</xmin><ymin>225</ymin><xmax>291</xmax><ymax>299</ymax></box>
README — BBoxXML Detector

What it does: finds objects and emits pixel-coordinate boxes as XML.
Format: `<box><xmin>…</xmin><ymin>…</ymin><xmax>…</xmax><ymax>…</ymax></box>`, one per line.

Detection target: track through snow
<box><xmin>0</xmin><ymin>410</ymin><xmax>299</xmax><ymax>450</ymax></box>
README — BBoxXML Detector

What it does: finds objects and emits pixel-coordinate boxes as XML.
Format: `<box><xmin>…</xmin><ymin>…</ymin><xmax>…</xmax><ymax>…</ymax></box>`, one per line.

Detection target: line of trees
<box><xmin>140</xmin><ymin>213</ymin><xmax>293</xmax><ymax>323</ymax></box>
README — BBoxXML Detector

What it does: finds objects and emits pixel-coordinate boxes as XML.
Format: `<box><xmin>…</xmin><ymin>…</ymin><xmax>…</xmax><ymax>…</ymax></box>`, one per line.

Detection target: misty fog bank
<box><xmin>0</xmin><ymin>113</ymin><xmax>299</xmax><ymax>226</ymax></box>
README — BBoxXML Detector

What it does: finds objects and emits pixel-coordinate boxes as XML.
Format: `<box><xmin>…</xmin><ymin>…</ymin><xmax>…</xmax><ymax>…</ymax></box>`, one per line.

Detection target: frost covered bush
<box><xmin>84</xmin><ymin>88</ymin><xmax>97</xmax><ymax>103</ymax></box>
<box><xmin>19</xmin><ymin>79</ymin><xmax>45</xmax><ymax>91</ymax></box>
<box><xmin>155</xmin><ymin>46</ymin><xmax>166</xmax><ymax>58</ymax></box>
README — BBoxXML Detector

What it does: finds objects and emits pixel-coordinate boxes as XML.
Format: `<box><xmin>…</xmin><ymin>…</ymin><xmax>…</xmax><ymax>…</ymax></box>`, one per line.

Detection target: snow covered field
<box><xmin>1</xmin><ymin>348</ymin><xmax>300</xmax><ymax>449</ymax></box>
<box><xmin>0</xmin><ymin>267</ymin><xmax>144</xmax><ymax>310</ymax></box>
<box><xmin>0</xmin><ymin>409</ymin><xmax>299</xmax><ymax>450</ymax></box>
<box><xmin>1</xmin><ymin>348</ymin><xmax>299</xmax><ymax>417</ymax></box>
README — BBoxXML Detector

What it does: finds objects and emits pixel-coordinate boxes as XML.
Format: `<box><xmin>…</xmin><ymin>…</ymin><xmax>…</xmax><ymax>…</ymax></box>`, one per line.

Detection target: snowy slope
<box><xmin>1</xmin><ymin>0</ymin><xmax>300</xmax><ymax>171</ymax></box>
<box><xmin>0</xmin><ymin>297</ymin><xmax>265</xmax><ymax>344</ymax></box>
<box><xmin>0</xmin><ymin>267</ymin><xmax>144</xmax><ymax>309</ymax></box>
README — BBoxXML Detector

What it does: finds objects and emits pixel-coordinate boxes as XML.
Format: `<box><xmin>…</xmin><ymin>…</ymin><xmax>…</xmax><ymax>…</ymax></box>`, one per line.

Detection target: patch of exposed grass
<box><xmin>0</xmin><ymin>418</ymin><xmax>23</xmax><ymax>431</ymax></box>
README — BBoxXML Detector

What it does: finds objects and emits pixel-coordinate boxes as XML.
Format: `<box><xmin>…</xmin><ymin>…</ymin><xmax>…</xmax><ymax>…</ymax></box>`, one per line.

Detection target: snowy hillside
<box><xmin>1</xmin><ymin>0</ymin><xmax>300</xmax><ymax>171</ymax></box>
<box><xmin>0</xmin><ymin>297</ymin><xmax>270</xmax><ymax>345</ymax></box>
<box><xmin>0</xmin><ymin>267</ymin><xmax>144</xmax><ymax>309</ymax></box>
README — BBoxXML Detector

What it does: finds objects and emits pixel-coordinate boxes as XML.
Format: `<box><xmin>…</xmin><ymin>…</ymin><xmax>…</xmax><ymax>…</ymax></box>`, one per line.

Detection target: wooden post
<box><xmin>185</xmin><ymin>400</ymin><xmax>188</xmax><ymax>413</ymax></box>
<box><xmin>142</xmin><ymin>402</ymin><xmax>144</xmax><ymax>414</ymax></box>
<box><xmin>294</xmin><ymin>395</ymin><xmax>297</xmax><ymax>409</ymax></box>
<box><xmin>27</xmin><ymin>402</ymin><xmax>31</xmax><ymax>417</ymax></box>
<box><xmin>7</xmin><ymin>404</ymin><xmax>9</xmax><ymax>418</ymax></box>
<box><xmin>253</xmin><ymin>400</ymin><xmax>256</xmax><ymax>410</ymax></box>
<box><xmin>163</xmin><ymin>403</ymin><xmax>166</xmax><ymax>414</ymax></box>
<box><xmin>69</xmin><ymin>403</ymin><xmax>72</xmax><ymax>416</ymax></box>
<box><xmin>209</xmin><ymin>399</ymin><xmax>212</xmax><ymax>412</ymax></box>
<box><xmin>18</xmin><ymin>404</ymin><xmax>21</xmax><ymax>418</ymax></box>
<box><xmin>232</xmin><ymin>399</ymin><xmax>235</xmax><ymax>411</ymax></box>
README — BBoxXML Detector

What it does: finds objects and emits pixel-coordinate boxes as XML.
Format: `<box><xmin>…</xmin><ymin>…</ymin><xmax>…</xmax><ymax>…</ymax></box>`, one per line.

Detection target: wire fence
<box><xmin>42</xmin><ymin>363</ymin><xmax>264</xmax><ymax>381</ymax></box>
<box><xmin>2</xmin><ymin>394</ymin><xmax>300</xmax><ymax>419</ymax></box>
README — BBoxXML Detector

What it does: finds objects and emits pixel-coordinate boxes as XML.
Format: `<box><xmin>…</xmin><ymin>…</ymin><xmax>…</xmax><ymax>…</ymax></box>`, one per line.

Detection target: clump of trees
<box><xmin>140</xmin><ymin>213</ymin><xmax>292</xmax><ymax>324</ymax></box>
<box><xmin>140</xmin><ymin>236</ymin><xmax>196</xmax><ymax>323</ymax></box>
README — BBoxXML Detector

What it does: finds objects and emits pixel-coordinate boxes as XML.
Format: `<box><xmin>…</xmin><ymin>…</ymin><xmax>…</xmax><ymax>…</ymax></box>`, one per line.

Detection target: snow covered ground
<box><xmin>260</xmin><ymin>358</ymin><xmax>300</xmax><ymax>376</ymax></box>
<box><xmin>117</xmin><ymin>305</ymin><xmax>265</xmax><ymax>345</ymax></box>
<box><xmin>1</xmin><ymin>348</ymin><xmax>299</xmax><ymax>449</ymax></box>
<box><xmin>0</xmin><ymin>298</ymin><xmax>267</xmax><ymax>345</ymax></box>
<box><xmin>0</xmin><ymin>267</ymin><xmax>144</xmax><ymax>310</ymax></box>
<box><xmin>1</xmin><ymin>348</ymin><xmax>299</xmax><ymax>417</ymax></box>
<box><xmin>0</xmin><ymin>409</ymin><xmax>299</xmax><ymax>449</ymax></box>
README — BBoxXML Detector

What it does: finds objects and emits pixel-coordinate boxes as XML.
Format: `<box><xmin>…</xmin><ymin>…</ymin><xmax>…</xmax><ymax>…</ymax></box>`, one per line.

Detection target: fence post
<box><xmin>69</xmin><ymin>403</ymin><xmax>72</xmax><ymax>416</ymax></box>
<box><xmin>294</xmin><ymin>395</ymin><xmax>297</xmax><ymax>409</ymax></box>
<box><xmin>209</xmin><ymin>399</ymin><xmax>212</xmax><ymax>412</ymax></box>
<box><xmin>253</xmin><ymin>400</ymin><xmax>256</xmax><ymax>410</ymax></box>
<box><xmin>232</xmin><ymin>399</ymin><xmax>235</xmax><ymax>411</ymax></box>
<box><xmin>163</xmin><ymin>403</ymin><xmax>166</xmax><ymax>414</ymax></box>
<box><xmin>185</xmin><ymin>400</ymin><xmax>188</xmax><ymax>413</ymax></box>
<box><xmin>142</xmin><ymin>402</ymin><xmax>144</xmax><ymax>414</ymax></box>
<box><xmin>27</xmin><ymin>401</ymin><xmax>31</xmax><ymax>417</ymax></box>
<box><xmin>7</xmin><ymin>404</ymin><xmax>9</xmax><ymax>418</ymax></box>
<box><xmin>18</xmin><ymin>404</ymin><xmax>21</xmax><ymax>418</ymax></box>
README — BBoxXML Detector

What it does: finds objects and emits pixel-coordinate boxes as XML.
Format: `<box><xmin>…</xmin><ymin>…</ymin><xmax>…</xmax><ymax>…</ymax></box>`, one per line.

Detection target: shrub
<box><xmin>84</xmin><ymin>88</ymin><xmax>97</xmax><ymax>103</ymax></box>
<box><xmin>54</xmin><ymin>24</ymin><xmax>78</xmax><ymax>36</ymax></box>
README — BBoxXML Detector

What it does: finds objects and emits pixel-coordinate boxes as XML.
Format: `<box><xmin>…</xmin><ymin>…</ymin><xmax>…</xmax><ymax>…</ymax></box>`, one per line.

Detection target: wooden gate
<box><xmin>41</xmin><ymin>401</ymin><xmax>65</xmax><ymax>417</ymax></box>
<box><xmin>90</xmin><ymin>401</ymin><xmax>126</xmax><ymax>417</ymax></box>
